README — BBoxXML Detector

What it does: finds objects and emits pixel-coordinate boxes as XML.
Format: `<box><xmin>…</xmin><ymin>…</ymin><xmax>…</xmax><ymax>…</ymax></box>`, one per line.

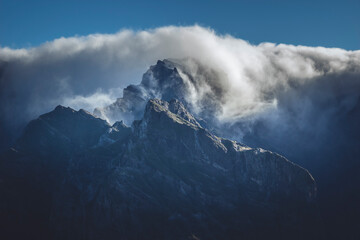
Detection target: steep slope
<box><xmin>0</xmin><ymin>106</ymin><xmax>124</xmax><ymax>240</ymax></box>
<box><xmin>94</xmin><ymin>58</ymin><xmax>360</xmax><ymax>239</ymax></box>
<box><xmin>94</xmin><ymin>59</ymin><xmax>185</xmax><ymax>123</ymax></box>
<box><xmin>1</xmin><ymin>98</ymin><xmax>318</xmax><ymax>239</ymax></box>
<box><xmin>94</xmin><ymin>59</ymin><xmax>221</xmax><ymax>126</ymax></box>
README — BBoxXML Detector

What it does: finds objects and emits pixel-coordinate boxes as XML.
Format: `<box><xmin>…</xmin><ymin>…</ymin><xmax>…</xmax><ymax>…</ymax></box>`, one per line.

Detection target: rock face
<box><xmin>0</xmin><ymin>98</ymin><xmax>317</xmax><ymax>240</ymax></box>
<box><xmin>94</xmin><ymin>59</ymin><xmax>221</xmax><ymax>127</ymax></box>
<box><xmin>94</xmin><ymin>59</ymin><xmax>187</xmax><ymax>124</ymax></box>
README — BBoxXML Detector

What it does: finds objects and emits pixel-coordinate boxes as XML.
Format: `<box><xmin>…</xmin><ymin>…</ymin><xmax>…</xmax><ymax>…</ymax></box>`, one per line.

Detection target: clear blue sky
<box><xmin>1</xmin><ymin>0</ymin><xmax>359</xmax><ymax>50</ymax></box>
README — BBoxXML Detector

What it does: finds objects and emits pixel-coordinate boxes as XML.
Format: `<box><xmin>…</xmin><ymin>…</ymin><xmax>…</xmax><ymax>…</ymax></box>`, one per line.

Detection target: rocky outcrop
<box><xmin>1</xmin><ymin>98</ymin><xmax>317</xmax><ymax>240</ymax></box>
<box><xmin>93</xmin><ymin>59</ymin><xmax>197</xmax><ymax>124</ymax></box>
<box><xmin>133</xmin><ymin>99</ymin><xmax>316</xmax><ymax>203</ymax></box>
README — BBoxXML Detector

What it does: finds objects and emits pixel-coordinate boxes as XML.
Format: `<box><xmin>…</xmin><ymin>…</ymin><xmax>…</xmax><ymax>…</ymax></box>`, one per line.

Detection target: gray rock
<box><xmin>0</xmin><ymin>99</ymin><xmax>318</xmax><ymax>239</ymax></box>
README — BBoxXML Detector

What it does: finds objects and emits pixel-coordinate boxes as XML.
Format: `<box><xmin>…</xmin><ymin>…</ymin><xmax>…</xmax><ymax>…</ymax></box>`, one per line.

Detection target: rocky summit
<box><xmin>0</xmin><ymin>97</ymin><xmax>318</xmax><ymax>240</ymax></box>
<box><xmin>93</xmin><ymin>59</ymin><xmax>223</xmax><ymax>128</ymax></box>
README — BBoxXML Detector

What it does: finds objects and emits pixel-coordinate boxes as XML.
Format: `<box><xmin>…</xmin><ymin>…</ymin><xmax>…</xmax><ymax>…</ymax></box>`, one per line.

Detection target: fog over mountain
<box><xmin>1</xmin><ymin>26</ymin><xmax>359</xmax><ymax>146</ymax></box>
<box><xmin>1</xmin><ymin>25</ymin><xmax>360</xmax><ymax>238</ymax></box>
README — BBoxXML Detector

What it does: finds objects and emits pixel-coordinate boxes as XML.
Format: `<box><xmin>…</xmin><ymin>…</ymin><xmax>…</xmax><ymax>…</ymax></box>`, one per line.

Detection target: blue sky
<box><xmin>1</xmin><ymin>0</ymin><xmax>359</xmax><ymax>50</ymax></box>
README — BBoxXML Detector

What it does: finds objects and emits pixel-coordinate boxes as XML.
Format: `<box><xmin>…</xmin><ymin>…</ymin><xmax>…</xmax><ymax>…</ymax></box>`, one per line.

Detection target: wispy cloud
<box><xmin>0</xmin><ymin>25</ymin><xmax>359</xmax><ymax>152</ymax></box>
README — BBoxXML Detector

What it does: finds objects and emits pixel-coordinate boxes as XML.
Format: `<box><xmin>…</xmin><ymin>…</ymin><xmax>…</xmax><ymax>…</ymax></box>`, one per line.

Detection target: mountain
<box><xmin>94</xmin><ymin>59</ymin><xmax>185</xmax><ymax>124</ymax></box>
<box><xmin>94</xmin><ymin>59</ymin><xmax>222</xmax><ymax>130</ymax></box>
<box><xmin>0</xmin><ymin>98</ymin><xmax>318</xmax><ymax>239</ymax></box>
<box><xmin>94</xmin><ymin>59</ymin><xmax>360</xmax><ymax>239</ymax></box>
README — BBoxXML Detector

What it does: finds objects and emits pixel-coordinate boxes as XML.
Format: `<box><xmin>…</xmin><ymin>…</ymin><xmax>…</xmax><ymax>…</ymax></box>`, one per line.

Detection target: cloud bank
<box><xmin>0</xmin><ymin>25</ymin><xmax>359</xmax><ymax>151</ymax></box>
<box><xmin>1</xmin><ymin>25</ymin><xmax>360</xmax><ymax>235</ymax></box>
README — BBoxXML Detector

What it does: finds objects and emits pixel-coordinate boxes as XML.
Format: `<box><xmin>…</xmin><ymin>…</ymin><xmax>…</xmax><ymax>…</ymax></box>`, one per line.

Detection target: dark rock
<box><xmin>93</xmin><ymin>59</ymin><xmax>192</xmax><ymax>125</ymax></box>
<box><xmin>0</xmin><ymin>98</ymin><xmax>318</xmax><ymax>240</ymax></box>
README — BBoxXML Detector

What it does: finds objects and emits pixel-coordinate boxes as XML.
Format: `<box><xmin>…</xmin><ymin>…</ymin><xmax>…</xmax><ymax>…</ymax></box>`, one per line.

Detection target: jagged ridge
<box><xmin>1</xmin><ymin>98</ymin><xmax>317</xmax><ymax>240</ymax></box>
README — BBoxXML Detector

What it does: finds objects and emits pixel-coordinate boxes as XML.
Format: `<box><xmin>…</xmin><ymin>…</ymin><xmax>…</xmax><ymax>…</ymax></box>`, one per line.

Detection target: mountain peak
<box><xmin>2</xmin><ymin>97</ymin><xmax>318</xmax><ymax>239</ymax></box>
<box><xmin>17</xmin><ymin>105</ymin><xmax>110</xmax><ymax>154</ymax></box>
<box><xmin>155</xmin><ymin>59</ymin><xmax>177</xmax><ymax>69</ymax></box>
<box><xmin>142</xmin><ymin>98</ymin><xmax>201</xmax><ymax>130</ymax></box>
<box><xmin>54</xmin><ymin>105</ymin><xmax>75</xmax><ymax>112</ymax></box>
<box><xmin>93</xmin><ymin>59</ymin><xmax>192</xmax><ymax>125</ymax></box>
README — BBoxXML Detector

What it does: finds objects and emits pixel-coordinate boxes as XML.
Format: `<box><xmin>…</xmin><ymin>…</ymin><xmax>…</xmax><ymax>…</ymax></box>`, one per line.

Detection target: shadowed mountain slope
<box><xmin>0</xmin><ymin>98</ymin><xmax>318</xmax><ymax>240</ymax></box>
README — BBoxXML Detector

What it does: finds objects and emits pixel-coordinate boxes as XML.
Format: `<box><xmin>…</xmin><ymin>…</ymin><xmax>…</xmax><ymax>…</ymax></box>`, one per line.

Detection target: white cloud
<box><xmin>0</xmin><ymin>25</ymin><xmax>359</xmax><ymax>147</ymax></box>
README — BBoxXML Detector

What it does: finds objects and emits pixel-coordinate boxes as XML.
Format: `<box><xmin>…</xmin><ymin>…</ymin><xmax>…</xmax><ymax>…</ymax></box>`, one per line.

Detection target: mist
<box><xmin>1</xmin><ymin>25</ymin><xmax>360</xmax><ymax>236</ymax></box>
<box><xmin>0</xmin><ymin>25</ymin><xmax>359</xmax><ymax>151</ymax></box>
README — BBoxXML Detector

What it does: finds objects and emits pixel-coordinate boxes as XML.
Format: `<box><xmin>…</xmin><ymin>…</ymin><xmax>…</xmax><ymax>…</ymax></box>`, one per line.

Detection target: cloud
<box><xmin>0</xmin><ymin>25</ymin><xmax>359</xmax><ymax>154</ymax></box>
<box><xmin>61</xmin><ymin>88</ymin><xmax>122</xmax><ymax>113</ymax></box>
<box><xmin>1</xmin><ymin>26</ymin><xmax>360</xmax><ymax>233</ymax></box>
